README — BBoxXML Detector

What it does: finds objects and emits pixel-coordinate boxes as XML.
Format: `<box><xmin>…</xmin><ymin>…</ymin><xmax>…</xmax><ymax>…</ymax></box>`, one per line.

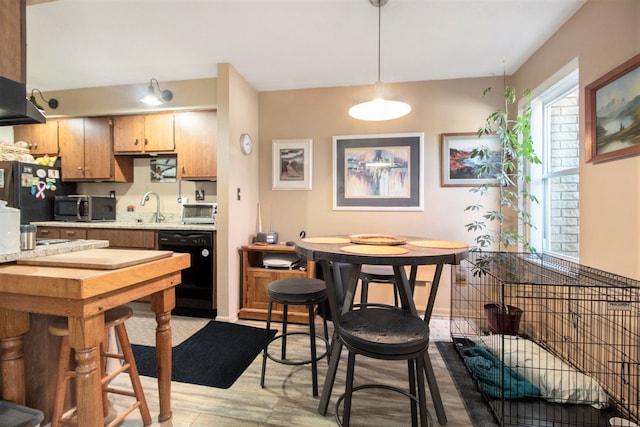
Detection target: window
<box><xmin>529</xmin><ymin>70</ymin><xmax>579</xmax><ymax>259</ymax></box>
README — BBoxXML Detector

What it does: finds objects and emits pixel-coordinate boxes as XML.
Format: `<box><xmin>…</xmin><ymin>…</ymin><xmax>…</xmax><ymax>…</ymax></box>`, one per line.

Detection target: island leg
<box><xmin>68</xmin><ymin>314</ymin><xmax>105</xmax><ymax>427</ymax></box>
<box><xmin>0</xmin><ymin>310</ymin><xmax>29</xmax><ymax>405</ymax></box>
<box><xmin>151</xmin><ymin>287</ymin><xmax>176</xmax><ymax>422</ymax></box>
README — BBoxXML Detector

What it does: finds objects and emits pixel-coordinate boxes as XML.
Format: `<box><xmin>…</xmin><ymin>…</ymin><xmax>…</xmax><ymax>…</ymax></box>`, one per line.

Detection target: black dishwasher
<box><xmin>157</xmin><ymin>230</ymin><xmax>216</xmax><ymax>319</ymax></box>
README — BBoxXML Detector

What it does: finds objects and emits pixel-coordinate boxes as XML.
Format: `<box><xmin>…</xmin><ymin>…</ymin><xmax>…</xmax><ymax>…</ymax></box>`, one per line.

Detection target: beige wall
<box><xmin>216</xmin><ymin>63</ymin><xmax>259</xmax><ymax>321</ymax></box>
<box><xmin>513</xmin><ymin>0</ymin><xmax>640</xmax><ymax>278</ymax></box>
<box><xmin>258</xmin><ymin>77</ymin><xmax>504</xmax><ymax>316</ymax></box>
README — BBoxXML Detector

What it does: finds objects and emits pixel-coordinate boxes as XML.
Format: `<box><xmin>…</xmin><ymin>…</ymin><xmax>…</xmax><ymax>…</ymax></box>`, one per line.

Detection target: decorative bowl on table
<box><xmin>348</xmin><ymin>234</ymin><xmax>406</xmax><ymax>246</ymax></box>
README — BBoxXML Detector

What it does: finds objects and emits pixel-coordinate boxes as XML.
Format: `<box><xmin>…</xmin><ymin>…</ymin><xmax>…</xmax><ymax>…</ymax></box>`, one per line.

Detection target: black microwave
<box><xmin>54</xmin><ymin>195</ymin><xmax>116</xmax><ymax>222</ymax></box>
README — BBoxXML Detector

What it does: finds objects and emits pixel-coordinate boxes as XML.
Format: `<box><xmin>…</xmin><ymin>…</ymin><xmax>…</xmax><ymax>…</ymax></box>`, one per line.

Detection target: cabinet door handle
<box><xmin>144</xmin><ymin>138</ymin><xmax>148</xmax><ymax>145</ymax></box>
<box><xmin>134</xmin><ymin>138</ymin><xmax>139</xmax><ymax>145</ymax></box>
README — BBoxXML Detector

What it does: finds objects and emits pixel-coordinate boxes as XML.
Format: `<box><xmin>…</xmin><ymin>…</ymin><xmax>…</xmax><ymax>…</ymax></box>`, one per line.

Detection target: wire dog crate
<box><xmin>450</xmin><ymin>252</ymin><xmax>639</xmax><ymax>427</ymax></box>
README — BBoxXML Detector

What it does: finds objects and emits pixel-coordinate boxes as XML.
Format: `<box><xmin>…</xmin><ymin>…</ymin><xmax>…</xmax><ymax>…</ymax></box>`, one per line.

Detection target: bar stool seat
<box><xmin>49</xmin><ymin>305</ymin><xmax>151</xmax><ymax>427</ymax></box>
<box><xmin>260</xmin><ymin>277</ymin><xmax>329</xmax><ymax>397</ymax></box>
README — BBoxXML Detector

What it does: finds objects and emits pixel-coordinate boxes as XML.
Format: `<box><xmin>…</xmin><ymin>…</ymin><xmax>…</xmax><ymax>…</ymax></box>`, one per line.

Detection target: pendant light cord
<box><xmin>377</xmin><ymin>2</ymin><xmax>381</xmax><ymax>83</ymax></box>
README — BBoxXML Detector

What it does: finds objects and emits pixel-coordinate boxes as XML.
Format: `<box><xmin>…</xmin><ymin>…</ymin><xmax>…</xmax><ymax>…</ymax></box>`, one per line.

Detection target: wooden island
<box><xmin>0</xmin><ymin>246</ymin><xmax>190</xmax><ymax>426</ymax></box>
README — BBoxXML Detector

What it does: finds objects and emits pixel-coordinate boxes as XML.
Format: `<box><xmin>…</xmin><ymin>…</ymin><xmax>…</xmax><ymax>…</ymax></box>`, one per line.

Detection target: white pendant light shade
<box><xmin>349</xmin><ymin>81</ymin><xmax>411</xmax><ymax>121</ymax></box>
<box><xmin>349</xmin><ymin>0</ymin><xmax>411</xmax><ymax>121</ymax></box>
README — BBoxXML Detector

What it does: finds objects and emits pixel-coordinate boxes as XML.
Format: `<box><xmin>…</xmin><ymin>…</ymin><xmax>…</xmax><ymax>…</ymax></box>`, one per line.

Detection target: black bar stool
<box><xmin>335</xmin><ymin>305</ymin><xmax>431</xmax><ymax>427</ymax></box>
<box><xmin>260</xmin><ymin>277</ymin><xmax>329</xmax><ymax>397</ymax></box>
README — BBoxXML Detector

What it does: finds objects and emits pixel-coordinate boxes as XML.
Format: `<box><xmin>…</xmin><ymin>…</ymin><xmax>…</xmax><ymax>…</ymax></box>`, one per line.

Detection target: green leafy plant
<box><xmin>464</xmin><ymin>84</ymin><xmax>541</xmax><ymax>261</ymax></box>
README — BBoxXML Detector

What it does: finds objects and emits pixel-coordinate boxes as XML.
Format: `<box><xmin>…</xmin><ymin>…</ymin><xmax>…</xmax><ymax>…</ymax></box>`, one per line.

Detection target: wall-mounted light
<box><xmin>140</xmin><ymin>78</ymin><xmax>173</xmax><ymax>106</ymax></box>
<box><xmin>29</xmin><ymin>89</ymin><xmax>59</xmax><ymax>112</ymax></box>
<box><xmin>348</xmin><ymin>0</ymin><xmax>411</xmax><ymax>121</ymax></box>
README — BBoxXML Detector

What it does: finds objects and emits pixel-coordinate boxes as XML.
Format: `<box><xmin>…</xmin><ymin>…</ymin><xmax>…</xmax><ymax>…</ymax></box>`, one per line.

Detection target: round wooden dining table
<box><xmin>295</xmin><ymin>235</ymin><xmax>468</xmax><ymax>426</ymax></box>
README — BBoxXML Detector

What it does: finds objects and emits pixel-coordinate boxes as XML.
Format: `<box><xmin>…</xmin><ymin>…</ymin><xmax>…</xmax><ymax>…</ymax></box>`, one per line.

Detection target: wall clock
<box><xmin>239</xmin><ymin>133</ymin><xmax>253</xmax><ymax>155</ymax></box>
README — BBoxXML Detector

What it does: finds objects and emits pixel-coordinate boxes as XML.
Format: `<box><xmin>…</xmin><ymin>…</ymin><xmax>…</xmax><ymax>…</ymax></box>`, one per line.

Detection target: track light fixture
<box><xmin>29</xmin><ymin>89</ymin><xmax>59</xmax><ymax>112</ymax></box>
<box><xmin>349</xmin><ymin>0</ymin><xmax>411</xmax><ymax>121</ymax></box>
<box><xmin>140</xmin><ymin>78</ymin><xmax>173</xmax><ymax>106</ymax></box>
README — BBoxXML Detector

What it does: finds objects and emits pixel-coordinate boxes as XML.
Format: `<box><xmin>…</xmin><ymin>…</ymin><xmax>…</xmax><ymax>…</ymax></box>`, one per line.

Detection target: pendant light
<box><xmin>349</xmin><ymin>0</ymin><xmax>411</xmax><ymax>121</ymax></box>
<box><xmin>140</xmin><ymin>78</ymin><xmax>173</xmax><ymax>106</ymax></box>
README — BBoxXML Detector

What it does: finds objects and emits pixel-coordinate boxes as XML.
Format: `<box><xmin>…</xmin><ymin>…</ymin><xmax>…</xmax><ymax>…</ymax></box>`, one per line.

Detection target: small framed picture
<box><xmin>272</xmin><ymin>139</ymin><xmax>312</xmax><ymax>190</ymax></box>
<box><xmin>441</xmin><ymin>133</ymin><xmax>501</xmax><ymax>187</ymax></box>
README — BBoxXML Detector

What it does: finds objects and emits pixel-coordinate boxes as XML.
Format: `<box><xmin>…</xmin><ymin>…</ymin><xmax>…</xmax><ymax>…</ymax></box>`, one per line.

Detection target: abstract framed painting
<box><xmin>333</xmin><ymin>133</ymin><xmax>424</xmax><ymax>211</ymax></box>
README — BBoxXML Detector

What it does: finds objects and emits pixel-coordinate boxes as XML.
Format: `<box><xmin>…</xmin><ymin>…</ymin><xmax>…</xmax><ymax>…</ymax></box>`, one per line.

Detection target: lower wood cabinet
<box><xmin>86</xmin><ymin>228</ymin><xmax>156</xmax><ymax>249</ymax></box>
<box><xmin>36</xmin><ymin>226</ymin><xmax>86</xmax><ymax>240</ymax></box>
<box><xmin>240</xmin><ymin>244</ymin><xmax>316</xmax><ymax>323</ymax></box>
<box><xmin>36</xmin><ymin>226</ymin><xmax>156</xmax><ymax>249</ymax></box>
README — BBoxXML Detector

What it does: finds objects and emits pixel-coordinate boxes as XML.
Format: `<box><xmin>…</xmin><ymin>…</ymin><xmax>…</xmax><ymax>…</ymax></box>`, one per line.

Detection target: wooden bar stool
<box><xmin>260</xmin><ymin>277</ymin><xmax>329</xmax><ymax>397</ymax></box>
<box><xmin>49</xmin><ymin>305</ymin><xmax>151</xmax><ymax>427</ymax></box>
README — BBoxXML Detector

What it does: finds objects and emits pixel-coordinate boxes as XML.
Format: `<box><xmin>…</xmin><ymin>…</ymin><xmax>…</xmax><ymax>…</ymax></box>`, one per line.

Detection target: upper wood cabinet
<box><xmin>113</xmin><ymin>113</ymin><xmax>175</xmax><ymax>154</ymax></box>
<box><xmin>13</xmin><ymin>120</ymin><xmax>59</xmax><ymax>156</ymax></box>
<box><xmin>58</xmin><ymin>117</ymin><xmax>132</xmax><ymax>182</ymax></box>
<box><xmin>175</xmin><ymin>110</ymin><xmax>217</xmax><ymax>181</ymax></box>
<box><xmin>0</xmin><ymin>0</ymin><xmax>25</xmax><ymax>83</ymax></box>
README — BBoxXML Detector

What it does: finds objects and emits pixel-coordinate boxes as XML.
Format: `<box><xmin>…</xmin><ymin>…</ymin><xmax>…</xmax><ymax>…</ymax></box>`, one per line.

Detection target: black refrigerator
<box><xmin>0</xmin><ymin>161</ymin><xmax>76</xmax><ymax>224</ymax></box>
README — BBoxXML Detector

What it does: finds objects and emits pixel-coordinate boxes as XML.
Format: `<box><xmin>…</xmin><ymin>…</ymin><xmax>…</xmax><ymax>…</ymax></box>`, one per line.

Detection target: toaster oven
<box><xmin>181</xmin><ymin>203</ymin><xmax>217</xmax><ymax>224</ymax></box>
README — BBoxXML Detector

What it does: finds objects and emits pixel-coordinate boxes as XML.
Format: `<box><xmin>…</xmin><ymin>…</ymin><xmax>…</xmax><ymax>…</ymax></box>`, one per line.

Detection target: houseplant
<box><xmin>463</xmin><ymin>83</ymin><xmax>541</xmax><ymax>332</ymax></box>
<box><xmin>465</xmin><ymin>84</ymin><xmax>541</xmax><ymax>257</ymax></box>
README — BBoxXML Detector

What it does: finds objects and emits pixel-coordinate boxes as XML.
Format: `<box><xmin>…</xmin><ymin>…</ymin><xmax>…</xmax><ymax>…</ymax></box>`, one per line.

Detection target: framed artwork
<box><xmin>585</xmin><ymin>53</ymin><xmax>640</xmax><ymax>163</ymax></box>
<box><xmin>272</xmin><ymin>139</ymin><xmax>312</xmax><ymax>190</ymax></box>
<box><xmin>441</xmin><ymin>133</ymin><xmax>501</xmax><ymax>187</ymax></box>
<box><xmin>150</xmin><ymin>157</ymin><xmax>176</xmax><ymax>183</ymax></box>
<box><xmin>333</xmin><ymin>133</ymin><xmax>424</xmax><ymax>211</ymax></box>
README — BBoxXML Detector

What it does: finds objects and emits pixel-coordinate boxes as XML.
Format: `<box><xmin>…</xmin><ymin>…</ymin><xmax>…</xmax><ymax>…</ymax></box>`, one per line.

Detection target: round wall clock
<box><xmin>239</xmin><ymin>133</ymin><xmax>253</xmax><ymax>155</ymax></box>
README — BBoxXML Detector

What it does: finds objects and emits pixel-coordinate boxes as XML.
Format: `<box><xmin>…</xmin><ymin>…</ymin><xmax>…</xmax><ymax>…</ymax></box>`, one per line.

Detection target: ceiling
<box><xmin>25</xmin><ymin>0</ymin><xmax>586</xmax><ymax>93</ymax></box>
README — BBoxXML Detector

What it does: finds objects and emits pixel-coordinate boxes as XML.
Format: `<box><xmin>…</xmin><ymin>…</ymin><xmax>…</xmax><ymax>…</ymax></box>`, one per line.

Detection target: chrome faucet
<box><xmin>140</xmin><ymin>191</ymin><xmax>165</xmax><ymax>223</ymax></box>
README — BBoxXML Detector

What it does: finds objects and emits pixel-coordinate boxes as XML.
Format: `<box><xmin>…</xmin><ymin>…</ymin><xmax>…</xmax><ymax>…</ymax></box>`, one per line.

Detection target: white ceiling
<box><xmin>25</xmin><ymin>0</ymin><xmax>586</xmax><ymax>93</ymax></box>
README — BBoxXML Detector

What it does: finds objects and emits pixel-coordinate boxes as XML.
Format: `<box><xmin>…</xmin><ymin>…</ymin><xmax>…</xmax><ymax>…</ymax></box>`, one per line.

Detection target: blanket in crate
<box><xmin>462</xmin><ymin>344</ymin><xmax>541</xmax><ymax>399</ymax></box>
<box><xmin>475</xmin><ymin>334</ymin><xmax>610</xmax><ymax>409</ymax></box>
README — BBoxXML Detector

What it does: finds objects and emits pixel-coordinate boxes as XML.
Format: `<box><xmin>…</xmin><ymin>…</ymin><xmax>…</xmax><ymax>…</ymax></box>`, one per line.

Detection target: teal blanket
<box><xmin>463</xmin><ymin>345</ymin><xmax>541</xmax><ymax>399</ymax></box>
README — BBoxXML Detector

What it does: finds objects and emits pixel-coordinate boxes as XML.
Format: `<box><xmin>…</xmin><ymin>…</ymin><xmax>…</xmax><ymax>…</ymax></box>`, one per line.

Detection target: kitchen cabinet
<box><xmin>58</xmin><ymin>117</ymin><xmax>133</xmax><ymax>182</ymax></box>
<box><xmin>13</xmin><ymin>120</ymin><xmax>59</xmax><ymax>156</ymax></box>
<box><xmin>113</xmin><ymin>113</ymin><xmax>175</xmax><ymax>154</ymax></box>
<box><xmin>86</xmin><ymin>228</ymin><xmax>156</xmax><ymax>249</ymax></box>
<box><xmin>240</xmin><ymin>244</ymin><xmax>315</xmax><ymax>323</ymax></box>
<box><xmin>0</xmin><ymin>0</ymin><xmax>24</xmax><ymax>83</ymax></box>
<box><xmin>175</xmin><ymin>110</ymin><xmax>217</xmax><ymax>180</ymax></box>
<box><xmin>36</xmin><ymin>226</ymin><xmax>87</xmax><ymax>240</ymax></box>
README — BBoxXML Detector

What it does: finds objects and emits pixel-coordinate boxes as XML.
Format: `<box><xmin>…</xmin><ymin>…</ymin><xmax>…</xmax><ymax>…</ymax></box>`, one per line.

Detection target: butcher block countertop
<box><xmin>0</xmin><ymin>239</ymin><xmax>110</xmax><ymax>264</ymax></box>
<box><xmin>0</xmin><ymin>249</ymin><xmax>190</xmax><ymax>300</ymax></box>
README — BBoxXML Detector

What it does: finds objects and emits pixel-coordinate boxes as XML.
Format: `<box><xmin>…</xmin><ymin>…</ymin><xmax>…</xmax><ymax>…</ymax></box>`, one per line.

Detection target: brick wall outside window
<box><xmin>548</xmin><ymin>90</ymin><xmax>579</xmax><ymax>258</ymax></box>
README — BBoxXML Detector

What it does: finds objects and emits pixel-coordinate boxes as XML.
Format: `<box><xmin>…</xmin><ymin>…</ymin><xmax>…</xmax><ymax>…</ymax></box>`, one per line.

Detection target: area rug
<box><xmin>132</xmin><ymin>321</ymin><xmax>276</xmax><ymax>389</ymax></box>
<box><xmin>435</xmin><ymin>341</ymin><xmax>500</xmax><ymax>427</ymax></box>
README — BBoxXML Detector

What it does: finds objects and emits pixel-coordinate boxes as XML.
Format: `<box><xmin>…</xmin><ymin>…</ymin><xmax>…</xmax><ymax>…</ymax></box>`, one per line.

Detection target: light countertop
<box><xmin>32</xmin><ymin>221</ymin><xmax>216</xmax><ymax>231</ymax></box>
<box><xmin>0</xmin><ymin>239</ymin><xmax>110</xmax><ymax>264</ymax></box>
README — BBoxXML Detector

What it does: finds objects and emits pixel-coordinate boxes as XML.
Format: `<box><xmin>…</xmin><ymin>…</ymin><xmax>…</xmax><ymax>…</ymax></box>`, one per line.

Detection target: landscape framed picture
<box><xmin>585</xmin><ymin>53</ymin><xmax>640</xmax><ymax>163</ymax></box>
<box><xmin>272</xmin><ymin>138</ymin><xmax>312</xmax><ymax>190</ymax></box>
<box><xmin>333</xmin><ymin>133</ymin><xmax>424</xmax><ymax>211</ymax></box>
<box><xmin>441</xmin><ymin>132</ymin><xmax>501</xmax><ymax>187</ymax></box>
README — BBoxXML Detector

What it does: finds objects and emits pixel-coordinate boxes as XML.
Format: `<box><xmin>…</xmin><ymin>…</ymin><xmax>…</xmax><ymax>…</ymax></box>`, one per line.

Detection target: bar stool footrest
<box><xmin>335</xmin><ymin>383</ymin><xmax>433</xmax><ymax>427</ymax></box>
<box><xmin>265</xmin><ymin>332</ymin><xmax>328</xmax><ymax>366</ymax></box>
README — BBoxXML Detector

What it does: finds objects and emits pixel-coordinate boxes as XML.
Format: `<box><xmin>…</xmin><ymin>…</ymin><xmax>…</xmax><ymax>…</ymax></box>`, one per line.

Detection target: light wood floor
<box><xmin>108</xmin><ymin>309</ymin><xmax>474</xmax><ymax>427</ymax></box>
